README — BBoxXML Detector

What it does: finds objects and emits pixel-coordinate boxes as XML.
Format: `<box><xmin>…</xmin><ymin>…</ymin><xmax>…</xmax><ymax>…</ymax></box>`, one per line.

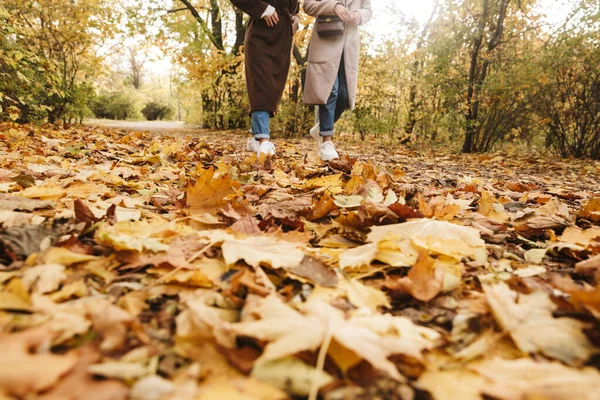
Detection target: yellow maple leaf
<box><xmin>186</xmin><ymin>168</ymin><xmax>241</xmax><ymax>214</ymax></box>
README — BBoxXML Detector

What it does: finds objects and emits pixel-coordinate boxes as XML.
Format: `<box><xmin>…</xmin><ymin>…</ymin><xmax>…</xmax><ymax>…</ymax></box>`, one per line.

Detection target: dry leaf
<box><xmin>483</xmin><ymin>282</ymin><xmax>594</xmax><ymax>365</ymax></box>
<box><xmin>251</xmin><ymin>358</ymin><xmax>333</xmax><ymax>397</ymax></box>
<box><xmin>579</xmin><ymin>197</ymin><xmax>600</xmax><ymax>222</ymax></box>
<box><xmin>222</xmin><ymin>236</ymin><xmax>305</xmax><ymax>269</ymax></box>
<box><xmin>475</xmin><ymin>357</ymin><xmax>600</xmax><ymax>400</ymax></box>
<box><xmin>389</xmin><ymin>251</ymin><xmax>443</xmax><ymax>301</ymax></box>
<box><xmin>21</xmin><ymin>264</ymin><xmax>66</xmax><ymax>294</ymax></box>
<box><xmin>223</xmin><ymin>296</ymin><xmax>439</xmax><ymax>381</ymax></box>
<box><xmin>0</xmin><ymin>325</ymin><xmax>78</xmax><ymax>396</ymax></box>
<box><xmin>38</xmin><ymin>347</ymin><xmax>129</xmax><ymax>400</ymax></box>
<box><xmin>368</xmin><ymin>219</ymin><xmax>487</xmax><ymax>263</ymax></box>
<box><xmin>186</xmin><ymin>167</ymin><xmax>241</xmax><ymax>214</ymax></box>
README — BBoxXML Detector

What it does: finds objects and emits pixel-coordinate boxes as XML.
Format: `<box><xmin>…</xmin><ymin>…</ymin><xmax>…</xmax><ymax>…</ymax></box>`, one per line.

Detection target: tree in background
<box><xmin>534</xmin><ymin>1</ymin><xmax>600</xmax><ymax>159</ymax></box>
<box><xmin>134</xmin><ymin>0</ymin><xmax>313</xmax><ymax>131</ymax></box>
<box><xmin>126</xmin><ymin>45</ymin><xmax>149</xmax><ymax>90</ymax></box>
<box><xmin>0</xmin><ymin>0</ymin><xmax>120</xmax><ymax>124</ymax></box>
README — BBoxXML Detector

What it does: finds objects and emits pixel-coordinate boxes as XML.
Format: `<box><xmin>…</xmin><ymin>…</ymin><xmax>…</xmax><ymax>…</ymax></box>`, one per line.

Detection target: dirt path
<box><xmin>85</xmin><ymin>118</ymin><xmax>202</xmax><ymax>133</ymax></box>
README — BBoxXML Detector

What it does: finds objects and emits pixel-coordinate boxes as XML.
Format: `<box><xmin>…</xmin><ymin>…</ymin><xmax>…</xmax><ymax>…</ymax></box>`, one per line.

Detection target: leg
<box><xmin>251</xmin><ymin>111</ymin><xmax>270</xmax><ymax>141</ymax></box>
<box><xmin>319</xmin><ymin>74</ymin><xmax>340</xmax><ymax>138</ymax></box>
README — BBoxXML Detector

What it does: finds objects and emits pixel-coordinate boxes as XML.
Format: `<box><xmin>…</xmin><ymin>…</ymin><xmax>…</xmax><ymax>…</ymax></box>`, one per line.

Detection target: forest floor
<box><xmin>1</xmin><ymin>123</ymin><xmax>600</xmax><ymax>400</ymax></box>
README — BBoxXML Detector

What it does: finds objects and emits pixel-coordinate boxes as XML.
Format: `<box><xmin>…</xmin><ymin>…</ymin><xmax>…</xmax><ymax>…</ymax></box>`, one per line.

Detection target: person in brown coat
<box><xmin>303</xmin><ymin>0</ymin><xmax>372</xmax><ymax>161</ymax></box>
<box><xmin>230</xmin><ymin>0</ymin><xmax>300</xmax><ymax>156</ymax></box>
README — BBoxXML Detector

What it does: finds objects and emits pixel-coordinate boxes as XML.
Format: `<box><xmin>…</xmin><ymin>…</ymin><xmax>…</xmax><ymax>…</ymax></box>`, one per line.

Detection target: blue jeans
<box><xmin>251</xmin><ymin>111</ymin><xmax>270</xmax><ymax>139</ymax></box>
<box><xmin>319</xmin><ymin>54</ymin><xmax>349</xmax><ymax>137</ymax></box>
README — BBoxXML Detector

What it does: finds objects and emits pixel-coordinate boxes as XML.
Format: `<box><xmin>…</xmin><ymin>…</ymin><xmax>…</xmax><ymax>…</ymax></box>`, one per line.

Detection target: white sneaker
<box><xmin>310</xmin><ymin>123</ymin><xmax>323</xmax><ymax>145</ymax></box>
<box><xmin>257</xmin><ymin>140</ymin><xmax>276</xmax><ymax>157</ymax></box>
<box><xmin>319</xmin><ymin>141</ymin><xmax>339</xmax><ymax>161</ymax></box>
<box><xmin>246</xmin><ymin>137</ymin><xmax>260</xmax><ymax>152</ymax></box>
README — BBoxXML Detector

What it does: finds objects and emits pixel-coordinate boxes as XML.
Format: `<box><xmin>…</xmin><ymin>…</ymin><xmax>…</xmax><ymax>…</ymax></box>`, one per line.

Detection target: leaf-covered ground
<box><xmin>1</xmin><ymin>123</ymin><xmax>600</xmax><ymax>400</ymax></box>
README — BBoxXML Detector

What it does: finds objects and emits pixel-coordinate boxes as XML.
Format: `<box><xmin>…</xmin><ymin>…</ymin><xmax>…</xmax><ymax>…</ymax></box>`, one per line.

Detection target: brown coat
<box><xmin>303</xmin><ymin>0</ymin><xmax>372</xmax><ymax>108</ymax></box>
<box><xmin>230</xmin><ymin>0</ymin><xmax>299</xmax><ymax>116</ymax></box>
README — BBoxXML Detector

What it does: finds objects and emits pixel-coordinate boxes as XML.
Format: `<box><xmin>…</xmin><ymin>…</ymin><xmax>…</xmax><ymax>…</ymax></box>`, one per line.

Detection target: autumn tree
<box><xmin>0</xmin><ymin>0</ymin><xmax>120</xmax><ymax>123</ymax></box>
<box><xmin>533</xmin><ymin>1</ymin><xmax>600</xmax><ymax>159</ymax></box>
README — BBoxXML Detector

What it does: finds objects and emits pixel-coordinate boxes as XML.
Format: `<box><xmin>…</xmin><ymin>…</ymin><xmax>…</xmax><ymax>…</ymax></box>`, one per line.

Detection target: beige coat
<box><xmin>303</xmin><ymin>0</ymin><xmax>372</xmax><ymax>108</ymax></box>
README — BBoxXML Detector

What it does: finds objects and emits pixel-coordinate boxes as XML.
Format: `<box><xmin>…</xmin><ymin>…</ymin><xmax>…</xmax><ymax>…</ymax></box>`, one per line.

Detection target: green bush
<box><xmin>90</xmin><ymin>89</ymin><xmax>143</xmax><ymax>120</ymax></box>
<box><xmin>141</xmin><ymin>101</ymin><xmax>174</xmax><ymax>121</ymax></box>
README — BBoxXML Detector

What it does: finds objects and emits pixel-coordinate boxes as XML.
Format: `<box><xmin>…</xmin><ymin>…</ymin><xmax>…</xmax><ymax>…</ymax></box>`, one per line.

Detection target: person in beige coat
<box><xmin>303</xmin><ymin>0</ymin><xmax>372</xmax><ymax>160</ymax></box>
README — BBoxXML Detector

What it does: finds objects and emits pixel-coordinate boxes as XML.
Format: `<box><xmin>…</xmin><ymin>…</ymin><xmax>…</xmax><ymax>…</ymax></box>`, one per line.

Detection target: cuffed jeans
<box><xmin>251</xmin><ymin>111</ymin><xmax>270</xmax><ymax>139</ymax></box>
<box><xmin>319</xmin><ymin>54</ymin><xmax>349</xmax><ymax>137</ymax></box>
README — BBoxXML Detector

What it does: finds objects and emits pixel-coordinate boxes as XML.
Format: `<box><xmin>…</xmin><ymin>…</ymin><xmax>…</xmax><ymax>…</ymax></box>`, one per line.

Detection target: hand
<box><xmin>333</xmin><ymin>4</ymin><xmax>351</xmax><ymax>22</ymax></box>
<box><xmin>264</xmin><ymin>10</ymin><xmax>279</xmax><ymax>27</ymax></box>
<box><xmin>292</xmin><ymin>15</ymin><xmax>300</xmax><ymax>34</ymax></box>
<box><xmin>348</xmin><ymin>11</ymin><xmax>361</xmax><ymax>25</ymax></box>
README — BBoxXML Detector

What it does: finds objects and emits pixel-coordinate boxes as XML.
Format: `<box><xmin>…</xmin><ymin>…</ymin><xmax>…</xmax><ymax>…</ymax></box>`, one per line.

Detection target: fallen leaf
<box><xmin>559</xmin><ymin>226</ymin><xmax>600</xmax><ymax>248</ymax></box>
<box><xmin>420</xmin><ymin>195</ymin><xmax>462</xmax><ymax>220</ymax></box>
<box><xmin>483</xmin><ymin>282</ymin><xmax>594</xmax><ymax>365</ymax></box>
<box><xmin>222</xmin><ymin>236</ymin><xmax>305</xmax><ymax>269</ymax></box>
<box><xmin>579</xmin><ymin>197</ymin><xmax>600</xmax><ymax>222</ymax></box>
<box><xmin>574</xmin><ymin>254</ymin><xmax>600</xmax><ymax>284</ymax></box>
<box><xmin>88</xmin><ymin>362</ymin><xmax>149</xmax><ymax>380</ymax></box>
<box><xmin>21</xmin><ymin>264</ymin><xmax>66</xmax><ymax>294</ymax></box>
<box><xmin>38</xmin><ymin>247</ymin><xmax>99</xmax><ymax>265</ymax></box>
<box><xmin>38</xmin><ymin>346</ymin><xmax>129</xmax><ymax>400</ymax></box>
<box><xmin>334</xmin><ymin>195</ymin><xmax>363</xmax><ymax>208</ymax></box>
<box><xmin>284</xmin><ymin>255</ymin><xmax>338</xmax><ymax>287</ymax></box>
<box><xmin>339</xmin><ymin>243</ymin><xmax>378</xmax><ymax>271</ymax></box>
<box><xmin>304</xmin><ymin>195</ymin><xmax>337</xmax><ymax>221</ymax></box>
<box><xmin>186</xmin><ymin>167</ymin><xmax>241</xmax><ymax>214</ymax></box>
<box><xmin>368</xmin><ymin>219</ymin><xmax>487</xmax><ymax>263</ymax></box>
<box><xmin>524</xmin><ymin>248</ymin><xmax>547</xmax><ymax>264</ymax></box>
<box><xmin>130</xmin><ymin>375</ymin><xmax>174</xmax><ymax>400</ymax></box>
<box><xmin>474</xmin><ymin>357</ymin><xmax>600</xmax><ymax>400</ymax></box>
<box><xmin>417</xmin><ymin>368</ymin><xmax>486</xmax><ymax>400</ymax></box>
<box><xmin>251</xmin><ymin>357</ymin><xmax>333</xmax><ymax>397</ymax></box>
<box><xmin>338</xmin><ymin>277</ymin><xmax>391</xmax><ymax>311</ymax></box>
<box><xmin>301</xmin><ymin>173</ymin><xmax>343</xmax><ymax>194</ymax></box>
<box><xmin>477</xmin><ymin>190</ymin><xmax>509</xmax><ymax>223</ymax></box>
<box><xmin>0</xmin><ymin>210</ymin><xmax>45</xmax><ymax>228</ymax></box>
<box><xmin>0</xmin><ymin>325</ymin><xmax>78</xmax><ymax>396</ymax></box>
<box><xmin>223</xmin><ymin>296</ymin><xmax>440</xmax><ymax>381</ymax></box>
<box><xmin>388</xmin><ymin>251</ymin><xmax>443</xmax><ymax>301</ymax></box>
<box><xmin>0</xmin><ymin>194</ymin><xmax>55</xmax><ymax>211</ymax></box>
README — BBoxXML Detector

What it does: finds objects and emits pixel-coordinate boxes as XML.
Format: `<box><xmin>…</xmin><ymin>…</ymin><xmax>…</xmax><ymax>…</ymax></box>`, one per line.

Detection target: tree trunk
<box><xmin>209</xmin><ymin>0</ymin><xmax>224</xmax><ymax>51</ymax></box>
<box><xmin>463</xmin><ymin>0</ymin><xmax>510</xmax><ymax>153</ymax></box>
<box><xmin>405</xmin><ymin>0</ymin><xmax>439</xmax><ymax>137</ymax></box>
<box><xmin>463</xmin><ymin>0</ymin><xmax>489</xmax><ymax>153</ymax></box>
<box><xmin>233</xmin><ymin>10</ymin><xmax>246</xmax><ymax>56</ymax></box>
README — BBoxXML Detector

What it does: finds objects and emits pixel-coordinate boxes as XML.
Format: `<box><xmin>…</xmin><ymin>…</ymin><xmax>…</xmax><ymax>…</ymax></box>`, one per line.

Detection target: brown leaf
<box><xmin>303</xmin><ymin>196</ymin><xmax>337</xmax><ymax>222</ymax></box>
<box><xmin>475</xmin><ymin>358</ymin><xmax>600</xmax><ymax>400</ymax></box>
<box><xmin>284</xmin><ymin>255</ymin><xmax>338</xmax><ymax>287</ymax></box>
<box><xmin>327</xmin><ymin>155</ymin><xmax>358</xmax><ymax>173</ymax></box>
<box><xmin>0</xmin><ymin>325</ymin><xmax>78</xmax><ymax>397</ymax></box>
<box><xmin>483</xmin><ymin>282</ymin><xmax>594</xmax><ymax>365</ymax></box>
<box><xmin>38</xmin><ymin>347</ymin><xmax>129</xmax><ymax>400</ymax></box>
<box><xmin>74</xmin><ymin>199</ymin><xmax>100</xmax><ymax>224</ymax></box>
<box><xmin>0</xmin><ymin>193</ymin><xmax>56</xmax><ymax>211</ymax></box>
<box><xmin>505</xmin><ymin>181</ymin><xmax>538</xmax><ymax>192</ymax></box>
<box><xmin>575</xmin><ymin>254</ymin><xmax>600</xmax><ymax>284</ymax></box>
<box><xmin>569</xmin><ymin>286</ymin><xmax>600</xmax><ymax>319</ymax></box>
<box><xmin>229</xmin><ymin>214</ymin><xmax>262</xmax><ymax>235</ymax></box>
<box><xmin>388</xmin><ymin>251</ymin><xmax>443</xmax><ymax>302</ymax></box>
<box><xmin>419</xmin><ymin>195</ymin><xmax>461</xmax><ymax>220</ymax></box>
<box><xmin>388</xmin><ymin>202</ymin><xmax>424</xmax><ymax>220</ymax></box>
<box><xmin>230</xmin><ymin>268</ymin><xmax>272</xmax><ymax>296</ymax></box>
